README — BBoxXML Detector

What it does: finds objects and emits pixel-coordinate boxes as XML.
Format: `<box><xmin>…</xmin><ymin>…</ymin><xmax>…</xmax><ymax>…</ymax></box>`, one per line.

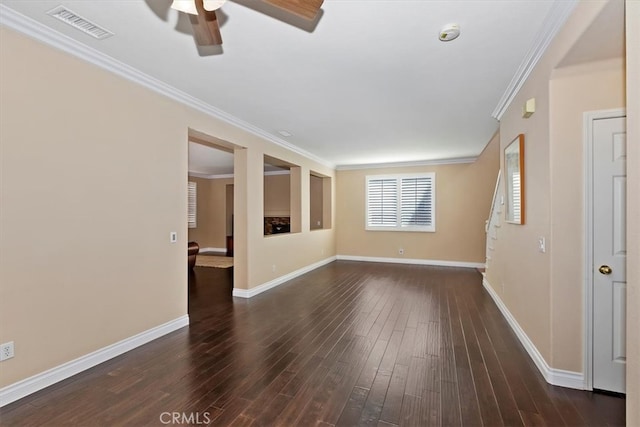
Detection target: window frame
<box><xmin>365</xmin><ymin>172</ymin><xmax>436</xmax><ymax>233</ymax></box>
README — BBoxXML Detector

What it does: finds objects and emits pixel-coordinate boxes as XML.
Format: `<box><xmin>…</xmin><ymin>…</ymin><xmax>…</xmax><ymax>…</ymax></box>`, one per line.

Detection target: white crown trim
<box><xmin>187</xmin><ymin>169</ymin><xmax>290</xmax><ymax>179</ymax></box>
<box><xmin>0</xmin><ymin>4</ymin><xmax>335</xmax><ymax>169</ymax></box>
<box><xmin>188</xmin><ymin>172</ymin><xmax>234</xmax><ymax>179</ymax></box>
<box><xmin>491</xmin><ymin>0</ymin><xmax>578</xmax><ymax>120</ymax></box>
<box><xmin>264</xmin><ymin>170</ymin><xmax>291</xmax><ymax>176</ymax></box>
<box><xmin>336</xmin><ymin>156</ymin><xmax>477</xmax><ymax>171</ymax></box>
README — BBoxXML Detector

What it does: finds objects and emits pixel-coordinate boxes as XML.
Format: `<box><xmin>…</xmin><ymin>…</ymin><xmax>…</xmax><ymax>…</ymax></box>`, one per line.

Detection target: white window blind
<box><xmin>511</xmin><ymin>172</ymin><xmax>521</xmax><ymax>223</ymax></box>
<box><xmin>366</xmin><ymin>173</ymin><xmax>436</xmax><ymax>232</ymax></box>
<box><xmin>367</xmin><ymin>178</ymin><xmax>398</xmax><ymax>227</ymax></box>
<box><xmin>188</xmin><ymin>181</ymin><xmax>196</xmax><ymax>229</ymax></box>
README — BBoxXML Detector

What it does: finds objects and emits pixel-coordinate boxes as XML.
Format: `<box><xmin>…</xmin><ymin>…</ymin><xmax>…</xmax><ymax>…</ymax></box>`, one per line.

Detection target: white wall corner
<box><xmin>482</xmin><ymin>277</ymin><xmax>585</xmax><ymax>390</ymax></box>
<box><xmin>0</xmin><ymin>315</ymin><xmax>189</xmax><ymax>407</ymax></box>
<box><xmin>232</xmin><ymin>256</ymin><xmax>337</xmax><ymax>298</ymax></box>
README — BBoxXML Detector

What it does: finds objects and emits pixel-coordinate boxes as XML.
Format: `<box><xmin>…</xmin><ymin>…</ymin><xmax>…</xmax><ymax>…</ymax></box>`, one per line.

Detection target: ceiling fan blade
<box><xmin>190</xmin><ymin>0</ymin><xmax>223</xmax><ymax>45</ymax></box>
<box><xmin>262</xmin><ymin>0</ymin><xmax>323</xmax><ymax>20</ymax></box>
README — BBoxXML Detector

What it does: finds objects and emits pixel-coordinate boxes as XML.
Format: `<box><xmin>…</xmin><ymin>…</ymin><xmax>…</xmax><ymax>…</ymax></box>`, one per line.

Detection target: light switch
<box><xmin>170</xmin><ymin>232</ymin><xmax>177</xmax><ymax>243</ymax></box>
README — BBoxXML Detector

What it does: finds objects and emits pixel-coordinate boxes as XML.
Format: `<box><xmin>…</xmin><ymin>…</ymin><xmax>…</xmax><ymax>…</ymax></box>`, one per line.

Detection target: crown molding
<box><xmin>188</xmin><ymin>172</ymin><xmax>234</xmax><ymax>179</ymax></box>
<box><xmin>0</xmin><ymin>4</ymin><xmax>335</xmax><ymax>170</ymax></box>
<box><xmin>264</xmin><ymin>170</ymin><xmax>290</xmax><ymax>176</ymax></box>
<box><xmin>187</xmin><ymin>169</ymin><xmax>289</xmax><ymax>179</ymax></box>
<box><xmin>491</xmin><ymin>0</ymin><xmax>578</xmax><ymax>120</ymax></box>
<box><xmin>336</xmin><ymin>156</ymin><xmax>477</xmax><ymax>171</ymax></box>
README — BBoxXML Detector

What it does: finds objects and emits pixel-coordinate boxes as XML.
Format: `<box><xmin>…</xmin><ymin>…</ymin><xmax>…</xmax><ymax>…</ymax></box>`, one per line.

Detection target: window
<box><xmin>366</xmin><ymin>173</ymin><xmax>435</xmax><ymax>232</ymax></box>
<box><xmin>188</xmin><ymin>181</ymin><xmax>196</xmax><ymax>228</ymax></box>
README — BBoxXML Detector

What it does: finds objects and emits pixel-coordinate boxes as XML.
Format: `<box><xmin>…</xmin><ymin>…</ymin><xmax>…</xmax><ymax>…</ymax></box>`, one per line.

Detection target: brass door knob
<box><xmin>599</xmin><ymin>265</ymin><xmax>612</xmax><ymax>275</ymax></box>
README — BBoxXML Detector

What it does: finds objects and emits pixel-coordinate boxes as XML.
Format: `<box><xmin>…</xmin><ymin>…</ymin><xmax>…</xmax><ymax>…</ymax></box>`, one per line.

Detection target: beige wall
<box><xmin>243</xmin><ymin>149</ymin><xmax>335</xmax><ymax>288</ymax></box>
<box><xmin>486</xmin><ymin>0</ymin><xmax>625</xmax><ymax>373</ymax></box>
<box><xmin>625</xmin><ymin>0</ymin><xmax>640</xmax><ymax>422</ymax></box>
<box><xmin>0</xmin><ymin>27</ymin><xmax>335</xmax><ymax>388</ymax></box>
<box><xmin>549</xmin><ymin>59</ymin><xmax>625</xmax><ymax>371</ymax></box>
<box><xmin>187</xmin><ymin>176</ymin><xmax>233</xmax><ymax>249</ymax></box>
<box><xmin>336</xmin><ymin>132</ymin><xmax>499</xmax><ymax>263</ymax></box>
<box><xmin>264</xmin><ymin>174</ymin><xmax>291</xmax><ymax>217</ymax></box>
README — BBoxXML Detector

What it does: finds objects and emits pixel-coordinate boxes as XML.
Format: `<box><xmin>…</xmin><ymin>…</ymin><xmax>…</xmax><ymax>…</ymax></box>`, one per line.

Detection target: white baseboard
<box><xmin>482</xmin><ymin>278</ymin><xmax>585</xmax><ymax>390</ymax></box>
<box><xmin>199</xmin><ymin>247</ymin><xmax>226</xmax><ymax>254</ymax></box>
<box><xmin>0</xmin><ymin>315</ymin><xmax>189</xmax><ymax>407</ymax></box>
<box><xmin>336</xmin><ymin>255</ymin><xmax>485</xmax><ymax>269</ymax></box>
<box><xmin>233</xmin><ymin>256</ymin><xmax>337</xmax><ymax>298</ymax></box>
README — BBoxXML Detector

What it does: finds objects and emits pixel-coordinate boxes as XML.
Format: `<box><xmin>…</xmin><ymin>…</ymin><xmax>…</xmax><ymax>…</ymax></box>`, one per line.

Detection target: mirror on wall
<box><xmin>505</xmin><ymin>134</ymin><xmax>525</xmax><ymax>224</ymax></box>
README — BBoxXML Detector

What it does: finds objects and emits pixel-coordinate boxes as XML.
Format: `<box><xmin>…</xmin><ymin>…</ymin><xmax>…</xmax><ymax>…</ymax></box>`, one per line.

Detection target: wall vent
<box><xmin>47</xmin><ymin>6</ymin><xmax>113</xmax><ymax>40</ymax></box>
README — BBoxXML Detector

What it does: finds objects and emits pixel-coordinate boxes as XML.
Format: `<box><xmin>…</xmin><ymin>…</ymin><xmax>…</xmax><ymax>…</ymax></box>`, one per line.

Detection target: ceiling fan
<box><xmin>170</xmin><ymin>0</ymin><xmax>324</xmax><ymax>46</ymax></box>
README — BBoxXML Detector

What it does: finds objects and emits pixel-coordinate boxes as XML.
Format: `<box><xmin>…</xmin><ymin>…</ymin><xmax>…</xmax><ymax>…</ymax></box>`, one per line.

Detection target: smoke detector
<box><xmin>439</xmin><ymin>24</ymin><xmax>460</xmax><ymax>42</ymax></box>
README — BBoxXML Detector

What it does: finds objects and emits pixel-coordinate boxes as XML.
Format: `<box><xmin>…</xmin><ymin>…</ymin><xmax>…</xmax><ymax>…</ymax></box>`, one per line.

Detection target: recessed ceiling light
<box><xmin>277</xmin><ymin>130</ymin><xmax>293</xmax><ymax>137</ymax></box>
<box><xmin>439</xmin><ymin>24</ymin><xmax>460</xmax><ymax>42</ymax></box>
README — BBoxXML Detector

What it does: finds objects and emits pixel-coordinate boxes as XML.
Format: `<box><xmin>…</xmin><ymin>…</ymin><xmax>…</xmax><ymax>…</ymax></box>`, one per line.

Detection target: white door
<box><xmin>592</xmin><ymin>115</ymin><xmax>627</xmax><ymax>393</ymax></box>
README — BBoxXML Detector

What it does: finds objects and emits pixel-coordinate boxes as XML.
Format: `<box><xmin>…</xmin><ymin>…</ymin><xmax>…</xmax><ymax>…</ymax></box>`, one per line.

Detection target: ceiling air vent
<box><xmin>47</xmin><ymin>6</ymin><xmax>114</xmax><ymax>40</ymax></box>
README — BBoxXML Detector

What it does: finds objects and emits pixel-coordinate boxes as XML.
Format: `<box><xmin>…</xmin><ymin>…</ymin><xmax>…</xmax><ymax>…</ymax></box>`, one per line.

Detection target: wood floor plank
<box><xmin>241</xmin><ymin>370</ymin><xmax>296</xmax><ymax>419</ymax></box>
<box><xmin>460</xmin><ymin>286</ymin><xmax>523</xmax><ymax>427</ymax></box>
<box><xmin>399</xmin><ymin>393</ymin><xmax>423</xmax><ymax>426</ymax></box>
<box><xmin>404</xmin><ymin>356</ymin><xmax>428</xmax><ymax>398</ymax></box>
<box><xmin>295</xmin><ymin>364</ymin><xmax>346</xmax><ymax>426</ymax></box>
<box><xmin>440</xmin><ymin>380</ymin><xmax>462</xmax><ymax>427</ymax></box>
<box><xmin>336</xmin><ymin>386</ymin><xmax>370</xmax><ymax>426</ymax></box>
<box><xmin>379</xmin><ymin>364</ymin><xmax>408</xmax><ymax>425</ymax></box>
<box><xmin>454</xmin><ymin>289</ymin><xmax>504</xmax><ymax>427</ymax></box>
<box><xmin>318</xmin><ymin>336</ymin><xmax>375</xmax><ymax>424</ymax></box>
<box><xmin>395</xmin><ymin>326</ymin><xmax>416</xmax><ymax>367</ymax></box>
<box><xmin>357</xmin><ymin>369</ymin><xmax>392</xmax><ymax>426</ymax></box>
<box><xmin>250</xmin><ymin>393</ymin><xmax>291</xmax><ymax>427</ymax></box>
<box><xmin>446</xmin><ymin>288</ymin><xmax>483</xmax><ymax>426</ymax></box>
<box><xmin>0</xmin><ymin>262</ymin><xmax>625</xmax><ymax>426</ymax></box>
<box><xmin>355</xmin><ymin>339</ymin><xmax>389</xmax><ymax>390</ymax></box>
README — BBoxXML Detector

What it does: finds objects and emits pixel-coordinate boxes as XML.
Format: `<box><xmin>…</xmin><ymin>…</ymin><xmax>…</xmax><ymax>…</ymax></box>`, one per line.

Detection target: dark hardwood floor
<box><xmin>0</xmin><ymin>261</ymin><xmax>625</xmax><ymax>426</ymax></box>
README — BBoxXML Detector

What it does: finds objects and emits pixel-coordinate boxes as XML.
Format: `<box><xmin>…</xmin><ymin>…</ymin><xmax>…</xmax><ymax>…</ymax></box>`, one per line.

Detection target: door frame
<box><xmin>583</xmin><ymin>108</ymin><xmax>626</xmax><ymax>390</ymax></box>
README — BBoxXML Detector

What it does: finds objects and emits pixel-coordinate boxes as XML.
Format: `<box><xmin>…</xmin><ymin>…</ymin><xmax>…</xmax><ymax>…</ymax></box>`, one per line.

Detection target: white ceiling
<box><xmin>2</xmin><ymin>0</ymin><xmax>617</xmax><ymax>172</ymax></box>
<box><xmin>188</xmin><ymin>141</ymin><xmax>235</xmax><ymax>175</ymax></box>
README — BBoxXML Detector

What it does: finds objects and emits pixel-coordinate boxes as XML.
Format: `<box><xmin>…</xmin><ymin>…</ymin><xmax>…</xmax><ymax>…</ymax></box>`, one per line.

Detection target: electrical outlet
<box><xmin>398</xmin><ymin>248</ymin><xmax>404</xmax><ymax>255</ymax></box>
<box><xmin>1</xmin><ymin>342</ymin><xmax>14</xmax><ymax>361</ymax></box>
<box><xmin>538</xmin><ymin>237</ymin><xmax>546</xmax><ymax>253</ymax></box>
<box><xmin>272</xmin><ymin>264</ymin><xmax>276</xmax><ymax>272</ymax></box>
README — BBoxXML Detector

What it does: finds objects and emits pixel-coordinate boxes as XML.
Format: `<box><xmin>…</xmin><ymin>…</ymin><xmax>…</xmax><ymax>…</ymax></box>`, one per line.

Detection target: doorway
<box><xmin>187</xmin><ymin>131</ymin><xmax>238</xmax><ymax>312</ymax></box>
<box><xmin>585</xmin><ymin>109</ymin><xmax>627</xmax><ymax>393</ymax></box>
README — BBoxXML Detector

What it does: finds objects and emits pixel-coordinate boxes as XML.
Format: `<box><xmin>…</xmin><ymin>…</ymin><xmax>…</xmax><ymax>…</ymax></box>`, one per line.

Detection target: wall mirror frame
<box><xmin>505</xmin><ymin>134</ymin><xmax>525</xmax><ymax>224</ymax></box>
